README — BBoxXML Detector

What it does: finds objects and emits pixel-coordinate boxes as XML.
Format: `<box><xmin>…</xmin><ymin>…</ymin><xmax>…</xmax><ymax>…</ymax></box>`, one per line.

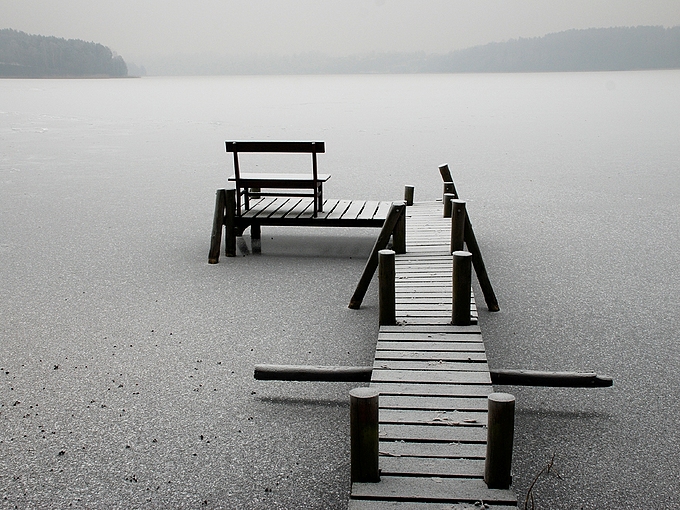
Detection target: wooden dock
<box><xmin>349</xmin><ymin>201</ymin><xmax>517</xmax><ymax>509</ymax></box>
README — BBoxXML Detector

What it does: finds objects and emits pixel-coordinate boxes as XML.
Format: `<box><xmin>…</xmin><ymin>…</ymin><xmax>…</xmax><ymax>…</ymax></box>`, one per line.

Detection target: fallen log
<box><xmin>490</xmin><ymin>369</ymin><xmax>613</xmax><ymax>387</ymax></box>
<box><xmin>254</xmin><ymin>364</ymin><xmax>372</xmax><ymax>382</ymax></box>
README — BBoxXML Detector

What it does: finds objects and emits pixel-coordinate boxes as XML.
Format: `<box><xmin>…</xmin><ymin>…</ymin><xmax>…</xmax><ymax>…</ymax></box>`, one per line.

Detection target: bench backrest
<box><xmin>225</xmin><ymin>141</ymin><xmax>325</xmax><ymax>154</ymax></box>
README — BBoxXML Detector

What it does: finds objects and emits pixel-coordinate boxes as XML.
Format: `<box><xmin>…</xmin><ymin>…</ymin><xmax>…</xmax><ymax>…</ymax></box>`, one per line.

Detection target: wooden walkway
<box><xmin>349</xmin><ymin>202</ymin><xmax>517</xmax><ymax>509</ymax></box>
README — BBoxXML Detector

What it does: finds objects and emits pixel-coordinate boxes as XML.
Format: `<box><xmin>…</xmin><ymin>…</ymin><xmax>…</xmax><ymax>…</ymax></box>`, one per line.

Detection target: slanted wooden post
<box><xmin>379</xmin><ymin>249</ymin><xmax>396</xmax><ymax>326</ymax></box>
<box><xmin>392</xmin><ymin>204</ymin><xmax>406</xmax><ymax>254</ymax></box>
<box><xmin>404</xmin><ymin>185</ymin><xmax>414</xmax><ymax>206</ymax></box>
<box><xmin>443</xmin><ymin>192</ymin><xmax>455</xmax><ymax>218</ymax></box>
<box><xmin>350</xmin><ymin>387</ymin><xmax>380</xmax><ymax>483</ymax></box>
<box><xmin>452</xmin><ymin>250</ymin><xmax>472</xmax><ymax>326</ymax></box>
<box><xmin>439</xmin><ymin>163</ymin><xmax>454</xmax><ymax>184</ymax></box>
<box><xmin>349</xmin><ymin>202</ymin><xmax>406</xmax><ymax>309</ymax></box>
<box><xmin>208</xmin><ymin>189</ymin><xmax>226</xmax><ymax>264</ymax></box>
<box><xmin>464</xmin><ymin>219</ymin><xmax>500</xmax><ymax>312</ymax></box>
<box><xmin>450</xmin><ymin>199</ymin><xmax>467</xmax><ymax>253</ymax></box>
<box><xmin>485</xmin><ymin>392</ymin><xmax>515</xmax><ymax>490</ymax></box>
<box><xmin>225</xmin><ymin>189</ymin><xmax>237</xmax><ymax>257</ymax></box>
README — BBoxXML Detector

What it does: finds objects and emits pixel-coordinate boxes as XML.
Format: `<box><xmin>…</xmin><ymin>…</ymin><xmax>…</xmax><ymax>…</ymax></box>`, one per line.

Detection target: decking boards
<box><xmin>238</xmin><ymin>197</ymin><xmax>392</xmax><ymax>228</ymax></box>
<box><xmin>349</xmin><ymin>201</ymin><xmax>516</xmax><ymax>509</ymax></box>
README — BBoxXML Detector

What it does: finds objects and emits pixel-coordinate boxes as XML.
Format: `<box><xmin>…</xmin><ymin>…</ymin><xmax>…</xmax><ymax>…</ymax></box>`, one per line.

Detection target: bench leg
<box><xmin>251</xmin><ymin>223</ymin><xmax>261</xmax><ymax>254</ymax></box>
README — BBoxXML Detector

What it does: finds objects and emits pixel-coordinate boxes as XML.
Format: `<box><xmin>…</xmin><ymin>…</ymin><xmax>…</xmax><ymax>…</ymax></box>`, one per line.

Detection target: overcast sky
<box><xmin>4</xmin><ymin>0</ymin><xmax>680</xmax><ymax>62</ymax></box>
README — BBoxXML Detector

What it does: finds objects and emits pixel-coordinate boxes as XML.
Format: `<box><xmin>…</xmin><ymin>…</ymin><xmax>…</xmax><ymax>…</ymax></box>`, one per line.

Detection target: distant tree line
<box><xmin>140</xmin><ymin>25</ymin><xmax>680</xmax><ymax>76</ymax></box>
<box><xmin>0</xmin><ymin>29</ymin><xmax>127</xmax><ymax>77</ymax></box>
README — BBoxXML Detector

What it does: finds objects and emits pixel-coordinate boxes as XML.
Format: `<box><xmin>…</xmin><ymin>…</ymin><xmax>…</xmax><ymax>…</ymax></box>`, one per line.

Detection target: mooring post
<box><xmin>208</xmin><ymin>189</ymin><xmax>226</xmax><ymax>264</ymax></box>
<box><xmin>404</xmin><ymin>185</ymin><xmax>414</xmax><ymax>206</ymax></box>
<box><xmin>392</xmin><ymin>204</ymin><xmax>406</xmax><ymax>254</ymax></box>
<box><xmin>484</xmin><ymin>392</ymin><xmax>515</xmax><ymax>490</ymax></box>
<box><xmin>443</xmin><ymin>192</ymin><xmax>455</xmax><ymax>218</ymax></box>
<box><xmin>450</xmin><ymin>199</ymin><xmax>467</xmax><ymax>253</ymax></box>
<box><xmin>439</xmin><ymin>163</ymin><xmax>454</xmax><ymax>185</ymax></box>
<box><xmin>452</xmin><ymin>250</ymin><xmax>472</xmax><ymax>326</ymax></box>
<box><xmin>379</xmin><ymin>249</ymin><xmax>396</xmax><ymax>326</ymax></box>
<box><xmin>350</xmin><ymin>387</ymin><xmax>380</xmax><ymax>483</ymax></box>
<box><xmin>225</xmin><ymin>188</ymin><xmax>237</xmax><ymax>257</ymax></box>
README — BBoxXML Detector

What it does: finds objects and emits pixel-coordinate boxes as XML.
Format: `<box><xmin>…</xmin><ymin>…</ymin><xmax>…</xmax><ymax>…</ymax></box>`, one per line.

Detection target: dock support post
<box><xmin>208</xmin><ymin>189</ymin><xmax>226</xmax><ymax>264</ymax></box>
<box><xmin>452</xmin><ymin>250</ymin><xmax>472</xmax><ymax>326</ymax></box>
<box><xmin>485</xmin><ymin>392</ymin><xmax>515</xmax><ymax>490</ymax></box>
<box><xmin>450</xmin><ymin>199</ymin><xmax>467</xmax><ymax>253</ymax></box>
<box><xmin>379</xmin><ymin>249</ymin><xmax>396</xmax><ymax>326</ymax></box>
<box><xmin>392</xmin><ymin>204</ymin><xmax>406</xmax><ymax>254</ymax></box>
<box><xmin>404</xmin><ymin>185</ymin><xmax>414</xmax><ymax>206</ymax></box>
<box><xmin>350</xmin><ymin>387</ymin><xmax>380</xmax><ymax>483</ymax></box>
<box><xmin>225</xmin><ymin>189</ymin><xmax>237</xmax><ymax>257</ymax></box>
<box><xmin>250</xmin><ymin>223</ymin><xmax>261</xmax><ymax>254</ymax></box>
<box><xmin>443</xmin><ymin>192</ymin><xmax>455</xmax><ymax>218</ymax></box>
<box><xmin>349</xmin><ymin>201</ymin><xmax>406</xmax><ymax>309</ymax></box>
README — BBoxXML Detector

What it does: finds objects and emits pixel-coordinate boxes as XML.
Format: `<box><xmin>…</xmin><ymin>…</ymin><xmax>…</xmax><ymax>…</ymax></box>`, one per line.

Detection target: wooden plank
<box><xmin>357</xmin><ymin>201</ymin><xmax>380</xmax><ymax>221</ymax></box>
<box><xmin>267</xmin><ymin>197</ymin><xmax>304</xmax><ymax>219</ymax></box>
<box><xmin>379</xmin><ymin>423</ymin><xmax>487</xmax><ymax>443</ymax></box>
<box><xmin>370</xmin><ymin>383</ymin><xmax>492</xmax><ymax>398</ymax></box>
<box><xmin>240</xmin><ymin>197</ymin><xmax>277</xmax><ymax>218</ymax></box>
<box><xmin>325</xmin><ymin>199</ymin><xmax>353</xmax><ymax>220</ymax></box>
<box><xmin>379</xmin><ymin>441</ymin><xmax>487</xmax><ymax>459</ymax></box>
<box><xmin>380</xmin><ymin>325</ymin><xmax>480</xmax><ymax>334</ymax></box>
<box><xmin>226</xmin><ymin>140</ymin><xmax>325</xmax><ymax>153</ymax></box>
<box><xmin>351</xmin><ymin>476</ymin><xmax>517</xmax><ymax>504</ymax></box>
<box><xmin>374</xmin><ymin>350</ymin><xmax>486</xmax><ymax>362</ymax></box>
<box><xmin>374</xmin><ymin>201</ymin><xmax>393</xmax><ymax>219</ymax></box>
<box><xmin>379</xmin><ymin>457</ymin><xmax>485</xmax><ymax>478</ymax></box>
<box><xmin>379</xmin><ymin>395</ymin><xmax>489</xmax><ymax>411</ymax></box>
<box><xmin>371</xmin><ymin>369</ymin><xmax>491</xmax><ymax>384</ymax></box>
<box><xmin>375</xmin><ymin>342</ymin><xmax>485</xmax><ymax>352</ymax></box>
<box><xmin>282</xmin><ymin>197</ymin><xmax>315</xmax><ymax>219</ymax></box>
<box><xmin>374</xmin><ymin>360</ymin><xmax>489</xmax><ymax>372</ymax></box>
<box><xmin>380</xmin><ymin>409</ymin><xmax>488</xmax><ymax>426</ymax></box>
<box><xmin>342</xmin><ymin>200</ymin><xmax>368</xmax><ymax>220</ymax></box>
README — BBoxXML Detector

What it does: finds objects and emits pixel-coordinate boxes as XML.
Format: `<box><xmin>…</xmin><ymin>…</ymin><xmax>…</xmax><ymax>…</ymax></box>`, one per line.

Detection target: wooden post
<box><xmin>349</xmin><ymin>202</ymin><xmax>406</xmax><ymax>309</ymax></box>
<box><xmin>404</xmin><ymin>185</ymin><xmax>414</xmax><ymax>206</ymax></box>
<box><xmin>443</xmin><ymin>181</ymin><xmax>457</xmax><ymax>200</ymax></box>
<box><xmin>254</xmin><ymin>364</ymin><xmax>372</xmax><ymax>382</ymax></box>
<box><xmin>350</xmin><ymin>387</ymin><xmax>380</xmax><ymax>483</ymax></box>
<box><xmin>450</xmin><ymin>199</ymin><xmax>467</xmax><ymax>253</ymax></box>
<box><xmin>379</xmin><ymin>249</ymin><xmax>396</xmax><ymax>326</ymax></box>
<box><xmin>452</xmin><ymin>250</ymin><xmax>472</xmax><ymax>326</ymax></box>
<box><xmin>464</xmin><ymin>219</ymin><xmax>500</xmax><ymax>312</ymax></box>
<box><xmin>208</xmin><ymin>189</ymin><xmax>226</xmax><ymax>264</ymax></box>
<box><xmin>250</xmin><ymin>223</ymin><xmax>261</xmax><ymax>254</ymax></box>
<box><xmin>392</xmin><ymin>204</ymin><xmax>406</xmax><ymax>254</ymax></box>
<box><xmin>439</xmin><ymin>163</ymin><xmax>453</xmax><ymax>184</ymax></box>
<box><xmin>443</xmin><ymin>192</ymin><xmax>455</xmax><ymax>218</ymax></box>
<box><xmin>225</xmin><ymin>188</ymin><xmax>237</xmax><ymax>257</ymax></box>
<box><xmin>485</xmin><ymin>392</ymin><xmax>515</xmax><ymax>490</ymax></box>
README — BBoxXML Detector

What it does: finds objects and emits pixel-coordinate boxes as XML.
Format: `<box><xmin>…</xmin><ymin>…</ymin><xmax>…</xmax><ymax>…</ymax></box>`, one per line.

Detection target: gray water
<box><xmin>1</xmin><ymin>72</ymin><xmax>679</xmax><ymax>508</ymax></box>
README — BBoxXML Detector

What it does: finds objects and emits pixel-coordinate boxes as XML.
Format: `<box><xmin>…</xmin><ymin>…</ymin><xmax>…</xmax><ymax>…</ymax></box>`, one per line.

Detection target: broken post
<box><xmin>452</xmin><ymin>250</ymin><xmax>472</xmax><ymax>326</ymax></box>
<box><xmin>350</xmin><ymin>387</ymin><xmax>380</xmax><ymax>483</ymax></box>
<box><xmin>208</xmin><ymin>188</ymin><xmax>226</xmax><ymax>264</ymax></box>
<box><xmin>485</xmin><ymin>392</ymin><xmax>515</xmax><ymax>490</ymax></box>
<box><xmin>379</xmin><ymin>249</ymin><xmax>396</xmax><ymax>326</ymax></box>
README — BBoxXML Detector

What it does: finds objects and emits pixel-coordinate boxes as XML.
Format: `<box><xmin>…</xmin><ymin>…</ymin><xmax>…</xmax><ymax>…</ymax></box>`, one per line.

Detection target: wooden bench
<box><xmin>226</xmin><ymin>140</ymin><xmax>330</xmax><ymax>218</ymax></box>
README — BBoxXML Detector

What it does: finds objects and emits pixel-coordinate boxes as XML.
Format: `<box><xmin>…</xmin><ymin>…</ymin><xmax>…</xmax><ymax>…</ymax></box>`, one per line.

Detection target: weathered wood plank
<box><xmin>374</xmin><ymin>360</ymin><xmax>489</xmax><ymax>372</ymax></box>
<box><xmin>375</xmin><ymin>201</ymin><xmax>393</xmax><ymax>219</ymax></box>
<box><xmin>325</xmin><ymin>199</ymin><xmax>353</xmax><ymax>220</ymax></box>
<box><xmin>357</xmin><ymin>201</ymin><xmax>381</xmax><ymax>220</ymax></box>
<box><xmin>372</xmin><ymin>369</ymin><xmax>491</xmax><ymax>384</ymax></box>
<box><xmin>370</xmin><ymin>383</ymin><xmax>493</xmax><ymax>398</ymax></box>
<box><xmin>380</xmin><ymin>325</ymin><xmax>480</xmax><ymax>334</ymax></box>
<box><xmin>380</xmin><ymin>409</ymin><xmax>488</xmax><ymax>426</ymax></box>
<box><xmin>352</xmin><ymin>476</ymin><xmax>517</xmax><ymax>504</ymax></box>
<box><xmin>379</xmin><ymin>440</ymin><xmax>487</xmax><ymax>459</ymax></box>
<box><xmin>342</xmin><ymin>199</ymin><xmax>368</xmax><ymax>220</ymax></box>
<box><xmin>350</xmin><ymin>501</ymin><xmax>518</xmax><ymax>510</ymax></box>
<box><xmin>374</xmin><ymin>350</ymin><xmax>486</xmax><ymax>362</ymax></box>
<box><xmin>379</xmin><ymin>395</ymin><xmax>489</xmax><ymax>411</ymax></box>
<box><xmin>380</xmin><ymin>423</ymin><xmax>487</xmax><ymax>443</ymax></box>
<box><xmin>376</xmin><ymin>342</ymin><xmax>485</xmax><ymax>352</ymax></box>
<box><xmin>379</xmin><ymin>457</ymin><xmax>485</xmax><ymax>478</ymax></box>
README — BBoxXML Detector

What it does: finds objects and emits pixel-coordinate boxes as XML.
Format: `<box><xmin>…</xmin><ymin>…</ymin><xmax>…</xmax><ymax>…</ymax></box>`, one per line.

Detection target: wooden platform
<box><xmin>236</xmin><ymin>197</ymin><xmax>393</xmax><ymax>229</ymax></box>
<box><xmin>349</xmin><ymin>202</ymin><xmax>517</xmax><ymax>509</ymax></box>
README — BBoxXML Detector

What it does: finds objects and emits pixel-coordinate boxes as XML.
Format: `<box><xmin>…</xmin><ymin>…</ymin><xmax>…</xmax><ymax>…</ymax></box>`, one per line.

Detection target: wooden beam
<box><xmin>254</xmin><ymin>364</ymin><xmax>372</xmax><ymax>382</ymax></box>
<box><xmin>490</xmin><ymin>369</ymin><xmax>613</xmax><ymax>387</ymax></box>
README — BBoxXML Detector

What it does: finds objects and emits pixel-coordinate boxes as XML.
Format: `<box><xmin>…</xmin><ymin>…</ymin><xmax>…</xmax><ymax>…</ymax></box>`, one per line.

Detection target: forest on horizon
<box><xmin>1</xmin><ymin>25</ymin><xmax>679</xmax><ymax>77</ymax></box>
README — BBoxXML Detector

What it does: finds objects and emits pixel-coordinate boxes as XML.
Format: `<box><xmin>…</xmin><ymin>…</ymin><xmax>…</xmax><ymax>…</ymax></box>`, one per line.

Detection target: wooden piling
<box><xmin>225</xmin><ymin>189</ymin><xmax>237</xmax><ymax>257</ymax></box>
<box><xmin>392</xmin><ymin>203</ymin><xmax>406</xmax><ymax>254</ymax></box>
<box><xmin>443</xmin><ymin>192</ymin><xmax>455</xmax><ymax>218</ymax></box>
<box><xmin>484</xmin><ymin>392</ymin><xmax>515</xmax><ymax>490</ymax></box>
<box><xmin>350</xmin><ymin>387</ymin><xmax>380</xmax><ymax>483</ymax></box>
<box><xmin>379</xmin><ymin>249</ymin><xmax>396</xmax><ymax>326</ymax></box>
<box><xmin>450</xmin><ymin>199</ymin><xmax>467</xmax><ymax>253</ymax></box>
<box><xmin>349</xmin><ymin>201</ymin><xmax>406</xmax><ymax>309</ymax></box>
<box><xmin>208</xmin><ymin>189</ymin><xmax>226</xmax><ymax>264</ymax></box>
<box><xmin>452</xmin><ymin>250</ymin><xmax>472</xmax><ymax>326</ymax></box>
<box><xmin>404</xmin><ymin>185</ymin><xmax>414</xmax><ymax>206</ymax></box>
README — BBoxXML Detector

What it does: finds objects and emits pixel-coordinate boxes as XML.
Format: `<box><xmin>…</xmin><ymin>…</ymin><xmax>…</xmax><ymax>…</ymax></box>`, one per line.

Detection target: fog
<box><xmin>4</xmin><ymin>0</ymin><xmax>680</xmax><ymax>63</ymax></box>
